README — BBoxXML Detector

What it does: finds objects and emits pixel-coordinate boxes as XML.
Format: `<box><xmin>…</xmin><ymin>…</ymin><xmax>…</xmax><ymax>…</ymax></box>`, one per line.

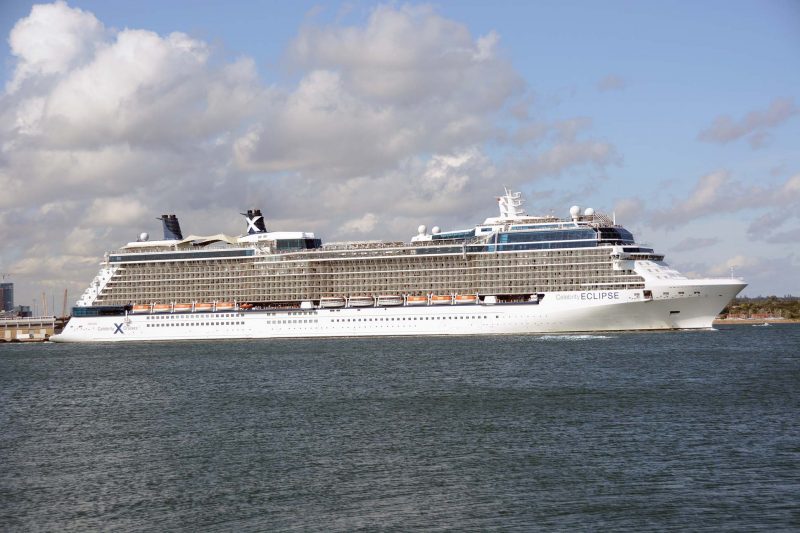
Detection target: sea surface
<box><xmin>1</xmin><ymin>325</ymin><xmax>799</xmax><ymax>531</ymax></box>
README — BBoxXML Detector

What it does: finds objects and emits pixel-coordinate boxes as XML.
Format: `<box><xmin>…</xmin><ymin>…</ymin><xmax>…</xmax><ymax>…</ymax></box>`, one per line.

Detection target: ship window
<box><xmin>598</xmin><ymin>228</ymin><xmax>635</xmax><ymax>244</ymax></box>
<box><xmin>499</xmin><ymin>229</ymin><xmax>596</xmax><ymax>244</ymax></box>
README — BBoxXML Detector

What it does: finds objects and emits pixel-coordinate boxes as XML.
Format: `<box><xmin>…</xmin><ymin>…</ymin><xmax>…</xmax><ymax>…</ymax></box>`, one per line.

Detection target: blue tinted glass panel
<box><xmin>432</xmin><ymin>230</ymin><xmax>474</xmax><ymax>240</ymax></box>
<box><xmin>598</xmin><ymin>228</ymin><xmax>635</xmax><ymax>244</ymax></box>
<box><xmin>72</xmin><ymin>306</ymin><xmax>127</xmax><ymax>317</ymax></box>
<box><xmin>495</xmin><ymin>241</ymin><xmax>597</xmax><ymax>251</ymax></box>
<box><xmin>276</xmin><ymin>239</ymin><xmax>323</xmax><ymax>251</ymax></box>
<box><xmin>499</xmin><ymin>229</ymin><xmax>597</xmax><ymax>243</ymax></box>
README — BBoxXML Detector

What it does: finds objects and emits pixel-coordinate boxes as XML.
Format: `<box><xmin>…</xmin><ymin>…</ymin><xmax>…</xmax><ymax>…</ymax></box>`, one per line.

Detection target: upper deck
<box><xmin>107</xmin><ymin>189</ymin><xmax>660</xmax><ymax>264</ymax></box>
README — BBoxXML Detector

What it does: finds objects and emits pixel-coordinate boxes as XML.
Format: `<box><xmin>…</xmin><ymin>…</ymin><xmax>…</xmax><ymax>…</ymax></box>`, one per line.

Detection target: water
<box><xmin>1</xmin><ymin>325</ymin><xmax>799</xmax><ymax>531</ymax></box>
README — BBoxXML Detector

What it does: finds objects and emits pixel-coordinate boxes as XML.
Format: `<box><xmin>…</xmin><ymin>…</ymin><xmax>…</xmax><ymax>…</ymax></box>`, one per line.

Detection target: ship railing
<box><xmin>321</xmin><ymin>240</ymin><xmax>406</xmax><ymax>251</ymax></box>
<box><xmin>111</xmin><ymin>241</ymin><xmax>260</xmax><ymax>254</ymax></box>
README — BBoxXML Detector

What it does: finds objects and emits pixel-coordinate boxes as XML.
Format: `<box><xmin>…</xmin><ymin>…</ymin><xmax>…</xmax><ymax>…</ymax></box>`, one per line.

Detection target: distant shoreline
<box><xmin>713</xmin><ymin>318</ymin><xmax>800</xmax><ymax>325</ymax></box>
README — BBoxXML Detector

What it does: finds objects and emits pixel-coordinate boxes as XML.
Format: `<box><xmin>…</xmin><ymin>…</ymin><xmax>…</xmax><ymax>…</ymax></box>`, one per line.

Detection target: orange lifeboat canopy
<box><xmin>406</xmin><ymin>295</ymin><xmax>428</xmax><ymax>306</ymax></box>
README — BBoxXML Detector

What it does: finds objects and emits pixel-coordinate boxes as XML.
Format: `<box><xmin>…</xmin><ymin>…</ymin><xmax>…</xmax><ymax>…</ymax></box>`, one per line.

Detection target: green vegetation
<box><xmin>721</xmin><ymin>296</ymin><xmax>800</xmax><ymax>319</ymax></box>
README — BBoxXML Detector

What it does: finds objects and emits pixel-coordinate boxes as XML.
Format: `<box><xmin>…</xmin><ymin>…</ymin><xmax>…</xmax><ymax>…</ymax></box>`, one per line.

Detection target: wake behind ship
<box><xmin>52</xmin><ymin>190</ymin><xmax>745</xmax><ymax>342</ymax></box>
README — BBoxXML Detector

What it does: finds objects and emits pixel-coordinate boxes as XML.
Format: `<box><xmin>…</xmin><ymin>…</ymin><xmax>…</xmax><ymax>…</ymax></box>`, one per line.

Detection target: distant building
<box><xmin>0</xmin><ymin>283</ymin><xmax>13</xmax><ymax>312</ymax></box>
<box><xmin>15</xmin><ymin>305</ymin><xmax>31</xmax><ymax>318</ymax></box>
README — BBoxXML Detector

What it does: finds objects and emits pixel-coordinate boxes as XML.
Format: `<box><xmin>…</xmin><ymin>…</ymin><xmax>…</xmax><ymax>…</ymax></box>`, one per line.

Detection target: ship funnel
<box><xmin>158</xmin><ymin>214</ymin><xmax>183</xmax><ymax>240</ymax></box>
<box><xmin>242</xmin><ymin>209</ymin><xmax>267</xmax><ymax>234</ymax></box>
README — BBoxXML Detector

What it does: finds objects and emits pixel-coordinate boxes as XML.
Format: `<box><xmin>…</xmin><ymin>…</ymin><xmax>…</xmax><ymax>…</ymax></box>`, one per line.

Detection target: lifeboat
<box><xmin>319</xmin><ymin>297</ymin><xmax>346</xmax><ymax>308</ymax></box>
<box><xmin>377</xmin><ymin>295</ymin><xmax>403</xmax><ymax>307</ymax></box>
<box><xmin>239</xmin><ymin>303</ymin><xmax>254</xmax><ymax>309</ymax></box>
<box><xmin>454</xmin><ymin>294</ymin><xmax>478</xmax><ymax>305</ymax></box>
<box><xmin>406</xmin><ymin>295</ymin><xmax>428</xmax><ymax>306</ymax></box>
<box><xmin>173</xmin><ymin>303</ymin><xmax>192</xmax><ymax>313</ymax></box>
<box><xmin>152</xmin><ymin>304</ymin><xmax>171</xmax><ymax>313</ymax></box>
<box><xmin>216</xmin><ymin>302</ymin><xmax>235</xmax><ymax>311</ymax></box>
<box><xmin>131</xmin><ymin>304</ymin><xmax>150</xmax><ymax>314</ymax></box>
<box><xmin>430</xmin><ymin>295</ymin><xmax>452</xmax><ymax>305</ymax></box>
<box><xmin>348</xmin><ymin>296</ymin><xmax>375</xmax><ymax>308</ymax></box>
<box><xmin>195</xmin><ymin>303</ymin><xmax>213</xmax><ymax>312</ymax></box>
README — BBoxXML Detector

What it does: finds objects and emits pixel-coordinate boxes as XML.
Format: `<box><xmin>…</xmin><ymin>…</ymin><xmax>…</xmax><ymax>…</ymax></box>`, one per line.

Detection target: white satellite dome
<box><xmin>417</xmin><ymin>224</ymin><xmax>427</xmax><ymax>235</ymax></box>
<box><xmin>569</xmin><ymin>206</ymin><xmax>581</xmax><ymax>219</ymax></box>
<box><xmin>138</xmin><ymin>232</ymin><xmax>149</xmax><ymax>242</ymax></box>
<box><xmin>584</xmin><ymin>207</ymin><xmax>595</xmax><ymax>216</ymax></box>
<box><xmin>432</xmin><ymin>226</ymin><xmax>441</xmax><ymax>235</ymax></box>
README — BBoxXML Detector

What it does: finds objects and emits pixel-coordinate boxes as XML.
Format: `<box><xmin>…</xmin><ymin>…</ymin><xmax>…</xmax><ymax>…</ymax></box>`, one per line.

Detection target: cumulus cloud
<box><xmin>84</xmin><ymin>196</ymin><xmax>149</xmax><ymax>226</ymax></box>
<box><xmin>236</xmin><ymin>4</ymin><xmax>526</xmax><ymax>177</ymax></box>
<box><xmin>6</xmin><ymin>0</ymin><xmax>105</xmax><ymax>93</ymax></box>
<box><xmin>650</xmin><ymin>170</ymin><xmax>733</xmax><ymax>225</ymax></box>
<box><xmin>0</xmin><ymin>2</ymin><xmax>621</xmax><ymax>305</ymax></box>
<box><xmin>708</xmin><ymin>254</ymin><xmax>761</xmax><ymax>277</ymax></box>
<box><xmin>697</xmin><ymin>97</ymin><xmax>798</xmax><ymax>148</ymax></box>
<box><xmin>340</xmin><ymin>213</ymin><xmax>379</xmax><ymax>234</ymax></box>
<box><xmin>289</xmin><ymin>5</ymin><xmax>516</xmax><ymax>106</ymax></box>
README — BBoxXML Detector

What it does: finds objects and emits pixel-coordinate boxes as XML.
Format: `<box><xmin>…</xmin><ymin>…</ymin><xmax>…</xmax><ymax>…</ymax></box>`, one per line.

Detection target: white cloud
<box><xmin>290</xmin><ymin>5</ymin><xmax>517</xmax><ymax>105</ymax></box>
<box><xmin>340</xmin><ymin>213</ymin><xmax>378</xmax><ymax>234</ymax></box>
<box><xmin>0</xmin><ymin>2</ymin><xmax>623</xmax><ymax>306</ymax></box>
<box><xmin>84</xmin><ymin>196</ymin><xmax>149</xmax><ymax>226</ymax></box>
<box><xmin>649</xmin><ymin>171</ymin><xmax>800</xmax><ymax>235</ymax></box>
<box><xmin>418</xmin><ymin>149</ymin><xmax>477</xmax><ymax>195</ymax></box>
<box><xmin>6</xmin><ymin>0</ymin><xmax>104</xmax><ymax>93</ymax></box>
<box><xmin>708</xmin><ymin>254</ymin><xmax>759</xmax><ymax>277</ymax></box>
<box><xmin>698</xmin><ymin>97</ymin><xmax>798</xmax><ymax>147</ymax></box>
<box><xmin>650</xmin><ymin>170</ymin><xmax>741</xmax><ymax>227</ymax></box>
<box><xmin>234</xmin><ymin>4</ymin><xmax>530</xmax><ymax>177</ymax></box>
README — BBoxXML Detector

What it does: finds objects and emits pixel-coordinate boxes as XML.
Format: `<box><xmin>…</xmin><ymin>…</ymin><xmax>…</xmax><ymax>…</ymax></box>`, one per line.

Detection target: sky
<box><xmin>0</xmin><ymin>0</ymin><xmax>798</xmax><ymax>310</ymax></box>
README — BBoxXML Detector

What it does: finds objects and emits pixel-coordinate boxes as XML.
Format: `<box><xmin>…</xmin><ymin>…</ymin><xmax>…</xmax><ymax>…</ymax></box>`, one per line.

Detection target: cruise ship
<box><xmin>51</xmin><ymin>189</ymin><xmax>745</xmax><ymax>342</ymax></box>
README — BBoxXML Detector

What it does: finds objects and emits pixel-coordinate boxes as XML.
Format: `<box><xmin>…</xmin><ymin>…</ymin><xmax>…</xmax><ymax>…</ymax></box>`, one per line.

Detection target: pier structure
<box><xmin>1</xmin><ymin>316</ymin><xmax>64</xmax><ymax>342</ymax></box>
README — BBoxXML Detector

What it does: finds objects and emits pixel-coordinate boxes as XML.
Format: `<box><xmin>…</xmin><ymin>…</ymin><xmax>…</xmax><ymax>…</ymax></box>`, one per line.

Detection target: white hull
<box><xmin>51</xmin><ymin>283</ymin><xmax>744</xmax><ymax>342</ymax></box>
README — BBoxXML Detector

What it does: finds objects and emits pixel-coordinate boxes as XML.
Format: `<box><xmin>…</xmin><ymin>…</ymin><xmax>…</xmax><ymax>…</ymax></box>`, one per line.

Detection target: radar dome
<box><xmin>584</xmin><ymin>207</ymin><xmax>595</xmax><ymax>216</ymax></box>
<box><xmin>432</xmin><ymin>226</ymin><xmax>440</xmax><ymax>235</ymax></box>
<box><xmin>569</xmin><ymin>206</ymin><xmax>581</xmax><ymax>219</ymax></box>
<box><xmin>138</xmin><ymin>232</ymin><xmax>149</xmax><ymax>242</ymax></box>
<box><xmin>417</xmin><ymin>224</ymin><xmax>427</xmax><ymax>235</ymax></box>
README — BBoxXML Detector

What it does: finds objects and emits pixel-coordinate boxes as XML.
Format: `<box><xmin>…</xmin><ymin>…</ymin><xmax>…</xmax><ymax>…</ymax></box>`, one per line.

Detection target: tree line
<box><xmin>721</xmin><ymin>296</ymin><xmax>800</xmax><ymax>319</ymax></box>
